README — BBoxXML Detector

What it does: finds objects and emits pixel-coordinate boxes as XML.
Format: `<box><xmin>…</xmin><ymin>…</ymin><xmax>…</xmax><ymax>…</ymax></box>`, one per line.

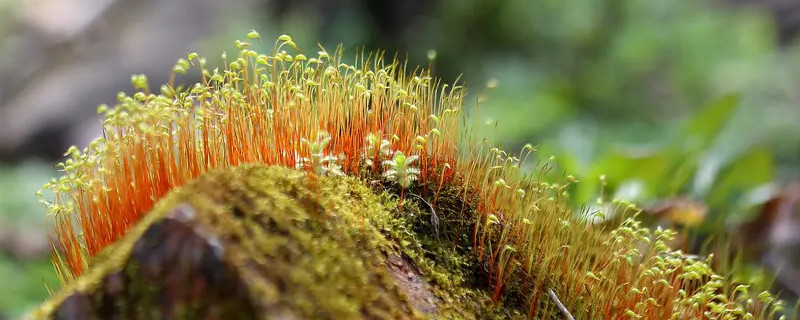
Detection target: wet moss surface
<box><xmin>29</xmin><ymin>165</ymin><xmax>517</xmax><ymax>319</ymax></box>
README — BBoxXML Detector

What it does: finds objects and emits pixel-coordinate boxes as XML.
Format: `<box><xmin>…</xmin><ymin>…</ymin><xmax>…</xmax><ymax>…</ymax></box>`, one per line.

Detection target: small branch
<box><xmin>408</xmin><ymin>193</ymin><xmax>440</xmax><ymax>238</ymax></box>
<box><xmin>547</xmin><ymin>288</ymin><xmax>575</xmax><ymax>320</ymax></box>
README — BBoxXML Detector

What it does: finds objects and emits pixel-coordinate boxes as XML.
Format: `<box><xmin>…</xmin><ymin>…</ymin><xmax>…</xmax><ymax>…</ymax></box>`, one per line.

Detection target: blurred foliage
<box><xmin>0</xmin><ymin>162</ymin><xmax>59</xmax><ymax>318</ymax></box>
<box><xmin>0</xmin><ymin>255</ymin><xmax>57</xmax><ymax>319</ymax></box>
<box><xmin>433</xmin><ymin>0</ymin><xmax>798</xmax><ymax>226</ymax></box>
<box><xmin>541</xmin><ymin>94</ymin><xmax>776</xmax><ymax>227</ymax></box>
<box><xmin>460</xmin><ymin>0</ymin><xmax>774</xmax><ymax>135</ymax></box>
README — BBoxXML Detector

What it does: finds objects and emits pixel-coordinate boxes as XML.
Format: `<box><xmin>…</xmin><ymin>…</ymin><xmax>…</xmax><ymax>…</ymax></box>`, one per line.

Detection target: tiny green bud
<box><xmin>246</xmin><ymin>30</ymin><xmax>261</xmax><ymax>40</ymax></box>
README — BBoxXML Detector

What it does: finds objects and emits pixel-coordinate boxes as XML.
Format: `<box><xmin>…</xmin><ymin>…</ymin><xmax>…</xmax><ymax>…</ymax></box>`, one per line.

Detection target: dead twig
<box><xmin>548</xmin><ymin>288</ymin><xmax>575</xmax><ymax>320</ymax></box>
<box><xmin>408</xmin><ymin>193</ymin><xmax>440</xmax><ymax>238</ymax></box>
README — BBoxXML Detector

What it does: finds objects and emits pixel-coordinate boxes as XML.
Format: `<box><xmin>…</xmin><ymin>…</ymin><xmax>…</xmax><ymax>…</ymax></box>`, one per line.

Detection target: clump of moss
<box><xmin>33</xmin><ymin>165</ymin><xmax>420</xmax><ymax>319</ymax></box>
<box><xmin>32</xmin><ymin>165</ymin><xmax>524</xmax><ymax>319</ymax></box>
<box><xmin>37</xmin><ymin>32</ymin><xmax>787</xmax><ymax>319</ymax></box>
<box><xmin>39</xmin><ymin>32</ymin><xmax>464</xmax><ymax>281</ymax></box>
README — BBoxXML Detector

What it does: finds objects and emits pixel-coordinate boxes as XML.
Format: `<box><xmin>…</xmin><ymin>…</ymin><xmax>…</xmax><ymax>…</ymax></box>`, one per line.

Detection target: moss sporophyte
<box><xmin>37</xmin><ymin>32</ymin><xmax>788</xmax><ymax>319</ymax></box>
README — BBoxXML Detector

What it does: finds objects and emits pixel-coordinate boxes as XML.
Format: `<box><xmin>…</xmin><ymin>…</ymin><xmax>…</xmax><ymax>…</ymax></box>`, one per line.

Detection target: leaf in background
<box><xmin>665</xmin><ymin>156</ymin><xmax>699</xmax><ymax>196</ymax></box>
<box><xmin>707</xmin><ymin>147</ymin><xmax>774</xmax><ymax>211</ymax></box>
<box><xmin>682</xmin><ymin>93</ymin><xmax>740</xmax><ymax>153</ymax></box>
<box><xmin>592</xmin><ymin>149</ymin><xmax>673</xmax><ymax>201</ymax></box>
<box><xmin>0</xmin><ymin>254</ymin><xmax>59</xmax><ymax>318</ymax></box>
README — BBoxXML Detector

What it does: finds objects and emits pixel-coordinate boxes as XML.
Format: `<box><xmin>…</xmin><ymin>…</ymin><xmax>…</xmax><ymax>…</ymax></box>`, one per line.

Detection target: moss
<box><xmin>31</xmin><ymin>166</ymin><xmax>417</xmax><ymax>319</ymax></box>
<box><xmin>30</xmin><ymin>165</ymin><xmax>527</xmax><ymax>319</ymax></box>
<box><xmin>364</xmin><ymin>171</ymin><xmax>526</xmax><ymax>319</ymax></box>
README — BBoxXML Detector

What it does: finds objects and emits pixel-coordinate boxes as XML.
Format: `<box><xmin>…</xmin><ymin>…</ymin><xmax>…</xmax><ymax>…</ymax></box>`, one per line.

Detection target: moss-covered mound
<box><xmin>30</xmin><ymin>165</ymin><xmax>501</xmax><ymax>319</ymax></box>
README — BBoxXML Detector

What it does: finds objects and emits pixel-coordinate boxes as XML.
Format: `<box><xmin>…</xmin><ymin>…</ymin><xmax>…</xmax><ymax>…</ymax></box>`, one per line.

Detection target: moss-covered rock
<box><xmin>29</xmin><ymin>165</ymin><xmax>514</xmax><ymax>320</ymax></box>
<box><xmin>29</xmin><ymin>165</ymin><xmax>414</xmax><ymax>319</ymax></box>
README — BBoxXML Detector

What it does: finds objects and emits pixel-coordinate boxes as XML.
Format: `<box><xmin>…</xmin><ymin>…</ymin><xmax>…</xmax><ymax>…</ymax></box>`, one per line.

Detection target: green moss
<box><xmin>32</xmin><ymin>166</ymin><xmax>415</xmax><ymax>319</ymax></box>
<box><xmin>30</xmin><ymin>165</ymin><xmax>523</xmax><ymax>319</ymax></box>
<box><xmin>364</xmin><ymin>172</ymin><xmax>526</xmax><ymax>319</ymax></box>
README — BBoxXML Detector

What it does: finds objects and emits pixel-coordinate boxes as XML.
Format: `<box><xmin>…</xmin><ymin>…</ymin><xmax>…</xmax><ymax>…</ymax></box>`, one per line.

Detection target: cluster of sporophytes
<box><xmin>38</xmin><ymin>32</ymin><xmax>789</xmax><ymax>319</ymax></box>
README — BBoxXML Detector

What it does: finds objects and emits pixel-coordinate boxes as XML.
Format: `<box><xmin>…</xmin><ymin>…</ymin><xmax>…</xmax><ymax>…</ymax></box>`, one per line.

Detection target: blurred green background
<box><xmin>1</xmin><ymin>0</ymin><xmax>799</xmax><ymax>317</ymax></box>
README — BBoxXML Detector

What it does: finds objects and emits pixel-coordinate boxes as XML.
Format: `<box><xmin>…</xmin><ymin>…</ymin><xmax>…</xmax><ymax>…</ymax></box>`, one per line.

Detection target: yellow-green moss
<box><xmin>31</xmin><ymin>165</ymin><xmax>413</xmax><ymax>319</ymax></box>
<box><xmin>29</xmin><ymin>165</ymin><xmax>519</xmax><ymax>319</ymax></box>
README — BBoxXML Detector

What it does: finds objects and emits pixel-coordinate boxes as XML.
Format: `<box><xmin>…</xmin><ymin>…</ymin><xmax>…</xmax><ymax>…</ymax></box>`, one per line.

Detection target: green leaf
<box><xmin>682</xmin><ymin>93</ymin><xmax>740</xmax><ymax>153</ymax></box>
<box><xmin>706</xmin><ymin>147</ymin><xmax>774</xmax><ymax>210</ymax></box>
<box><xmin>592</xmin><ymin>150</ymin><xmax>673</xmax><ymax>200</ymax></box>
<box><xmin>0</xmin><ymin>254</ymin><xmax>59</xmax><ymax>318</ymax></box>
